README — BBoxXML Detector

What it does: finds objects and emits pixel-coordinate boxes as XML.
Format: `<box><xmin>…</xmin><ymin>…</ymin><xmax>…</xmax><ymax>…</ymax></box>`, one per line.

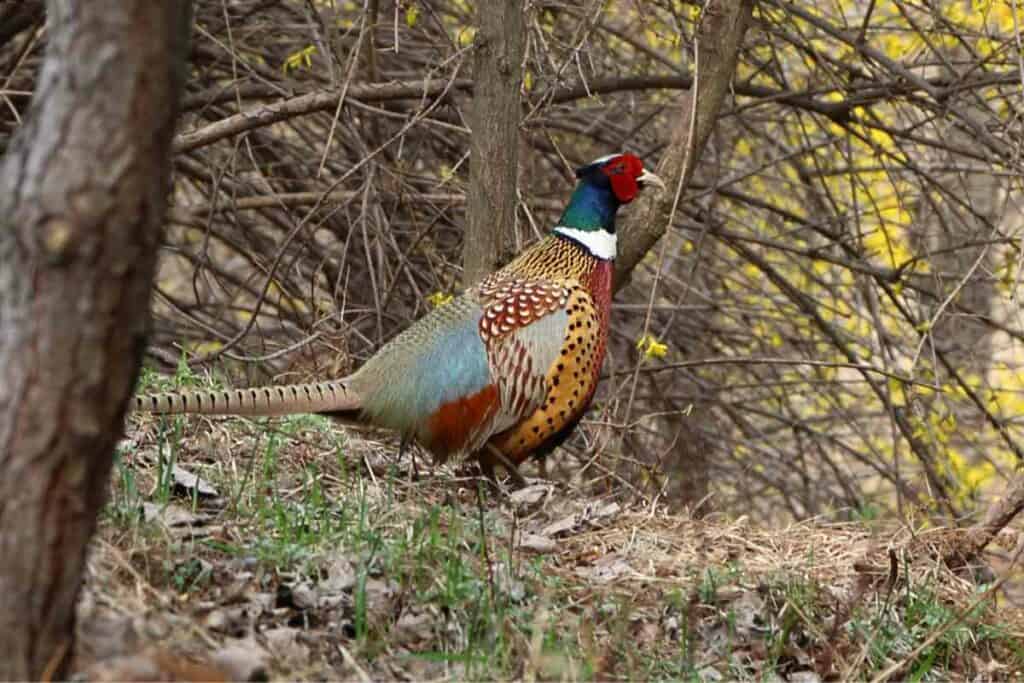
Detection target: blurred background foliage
<box><xmin>3</xmin><ymin>0</ymin><xmax>1024</xmax><ymax>525</ymax></box>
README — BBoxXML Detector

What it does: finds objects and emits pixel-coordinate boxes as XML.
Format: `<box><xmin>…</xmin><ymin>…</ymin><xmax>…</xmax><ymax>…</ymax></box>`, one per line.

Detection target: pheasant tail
<box><xmin>135</xmin><ymin>380</ymin><xmax>362</xmax><ymax>417</ymax></box>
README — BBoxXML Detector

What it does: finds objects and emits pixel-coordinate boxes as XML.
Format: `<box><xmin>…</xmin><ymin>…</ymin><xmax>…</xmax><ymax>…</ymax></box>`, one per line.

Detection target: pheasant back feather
<box><xmin>349</xmin><ymin>294</ymin><xmax>493</xmax><ymax>451</ymax></box>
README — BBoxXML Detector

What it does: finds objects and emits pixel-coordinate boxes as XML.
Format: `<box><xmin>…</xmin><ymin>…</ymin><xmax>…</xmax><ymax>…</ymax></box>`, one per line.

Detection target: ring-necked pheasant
<box><xmin>135</xmin><ymin>153</ymin><xmax>665</xmax><ymax>483</ymax></box>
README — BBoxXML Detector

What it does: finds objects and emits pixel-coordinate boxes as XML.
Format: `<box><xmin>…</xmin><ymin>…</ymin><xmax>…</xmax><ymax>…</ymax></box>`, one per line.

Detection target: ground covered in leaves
<box><xmin>73</xmin><ymin>409</ymin><xmax>1024</xmax><ymax>681</ymax></box>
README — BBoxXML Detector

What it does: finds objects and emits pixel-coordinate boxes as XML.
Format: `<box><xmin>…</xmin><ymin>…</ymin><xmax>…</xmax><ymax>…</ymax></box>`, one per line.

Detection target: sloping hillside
<box><xmin>75</xmin><ymin>409</ymin><xmax>1024</xmax><ymax>681</ymax></box>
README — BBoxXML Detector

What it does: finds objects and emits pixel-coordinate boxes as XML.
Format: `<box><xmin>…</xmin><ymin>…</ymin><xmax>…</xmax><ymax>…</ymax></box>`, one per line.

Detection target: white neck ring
<box><xmin>554</xmin><ymin>226</ymin><xmax>616</xmax><ymax>260</ymax></box>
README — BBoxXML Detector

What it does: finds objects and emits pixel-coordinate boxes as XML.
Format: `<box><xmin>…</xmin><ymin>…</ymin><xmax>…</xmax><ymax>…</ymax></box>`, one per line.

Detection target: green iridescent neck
<box><xmin>556</xmin><ymin>182</ymin><xmax>619</xmax><ymax>232</ymax></box>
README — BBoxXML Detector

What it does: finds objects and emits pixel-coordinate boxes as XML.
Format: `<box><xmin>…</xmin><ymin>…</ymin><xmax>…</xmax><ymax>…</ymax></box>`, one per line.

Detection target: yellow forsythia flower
<box><xmin>428</xmin><ymin>291</ymin><xmax>454</xmax><ymax>307</ymax></box>
<box><xmin>406</xmin><ymin>5</ymin><xmax>420</xmax><ymax>27</ymax></box>
<box><xmin>283</xmin><ymin>45</ymin><xmax>316</xmax><ymax>73</ymax></box>
<box><xmin>457</xmin><ymin>27</ymin><xmax>476</xmax><ymax>47</ymax></box>
<box><xmin>636</xmin><ymin>334</ymin><xmax>668</xmax><ymax>359</ymax></box>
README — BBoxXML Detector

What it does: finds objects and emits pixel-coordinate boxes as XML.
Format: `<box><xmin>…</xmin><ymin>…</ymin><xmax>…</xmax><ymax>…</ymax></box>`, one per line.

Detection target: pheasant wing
<box><xmin>478</xmin><ymin>279</ymin><xmax>571</xmax><ymax>440</ymax></box>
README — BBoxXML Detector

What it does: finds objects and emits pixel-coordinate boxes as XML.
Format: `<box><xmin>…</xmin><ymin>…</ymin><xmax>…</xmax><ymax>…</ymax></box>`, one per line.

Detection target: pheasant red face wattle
<box><xmin>602</xmin><ymin>153</ymin><xmax>647</xmax><ymax>203</ymax></box>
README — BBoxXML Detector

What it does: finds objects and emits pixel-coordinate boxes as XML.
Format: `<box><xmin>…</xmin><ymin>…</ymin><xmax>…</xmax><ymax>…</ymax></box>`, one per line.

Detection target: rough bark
<box><xmin>0</xmin><ymin>2</ymin><xmax>191</xmax><ymax>678</ymax></box>
<box><xmin>615</xmin><ymin>0</ymin><xmax>755</xmax><ymax>290</ymax></box>
<box><xmin>463</xmin><ymin>0</ymin><xmax>524</xmax><ymax>284</ymax></box>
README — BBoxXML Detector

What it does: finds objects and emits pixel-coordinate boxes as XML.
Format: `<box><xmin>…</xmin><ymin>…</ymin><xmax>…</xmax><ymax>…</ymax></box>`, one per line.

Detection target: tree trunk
<box><xmin>463</xmin><ymin>0</ymin><xmax>524</xmax><ymax>284</ymax></box>
<box><xmin>615</xmin><ymin>0</ymin><xmax>754</xmax><ymax>290</ymax></box>
<box><xmin>0</xmin><ymin>2</ymin><xmax>191</xmax><ymax>678</ymax></box>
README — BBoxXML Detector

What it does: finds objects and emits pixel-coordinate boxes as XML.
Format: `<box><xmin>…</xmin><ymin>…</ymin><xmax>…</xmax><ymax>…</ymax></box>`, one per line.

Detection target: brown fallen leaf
<box><xmin>575</xmin><ymin>555</ymin><xmax>631</xmax><ymax>583</ymax></box>
<box><xmin>510</xmin><ymin>484</ymin><xmax>551</xmax><ymax>507</ymax></box>
<box><xmin>142</xmin><ymin>502</ymin><xmax>212</xmax><ymax>528</ymax></box>
<box><xmin>539</xmin><ymin>514</ymin><xmax>578</xmax><ymax>538</ymax></box>
<box><xmin>588</xmin><ymin>501</ymin><xmax>621</xmax><ymax>521</ymax></box>
<box><xmin>517</xmin><ymin>533</ymin><xmax>557</xmax><ymax>554</ymax></box>
<box><xmin>171</xmin><ymin>465</ymin><xmax>219</xmax><ymax>499</ymax></box>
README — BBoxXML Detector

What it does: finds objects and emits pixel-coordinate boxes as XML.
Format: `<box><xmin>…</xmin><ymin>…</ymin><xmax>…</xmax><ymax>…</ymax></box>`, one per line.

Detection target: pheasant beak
<box><xmin>637</xmin><ymin>169</ymin><xmax>666</xmax><ymax>192</ymax></box>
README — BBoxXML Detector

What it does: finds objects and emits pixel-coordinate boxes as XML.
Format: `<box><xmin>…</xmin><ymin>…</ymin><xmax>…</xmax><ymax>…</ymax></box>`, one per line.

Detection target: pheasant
<box><xmin>135</xmin><ymin>153</ymin><xmax>665</xmax><ymax>483</ymax></box>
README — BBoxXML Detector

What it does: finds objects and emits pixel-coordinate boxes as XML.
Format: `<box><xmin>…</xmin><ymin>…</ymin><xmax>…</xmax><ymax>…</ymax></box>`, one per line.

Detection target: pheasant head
<box><xmin>554</xmin><ymin>153</ymin><xmax>665</xmax><ymax>260</ymax></box>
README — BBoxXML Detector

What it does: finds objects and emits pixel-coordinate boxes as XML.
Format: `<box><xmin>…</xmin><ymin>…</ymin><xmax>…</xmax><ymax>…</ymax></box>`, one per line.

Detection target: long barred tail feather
<box><xmin>133</xmin><ymin>380</ymin><xmax>361</xmax><ymax>417</ymax></box>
